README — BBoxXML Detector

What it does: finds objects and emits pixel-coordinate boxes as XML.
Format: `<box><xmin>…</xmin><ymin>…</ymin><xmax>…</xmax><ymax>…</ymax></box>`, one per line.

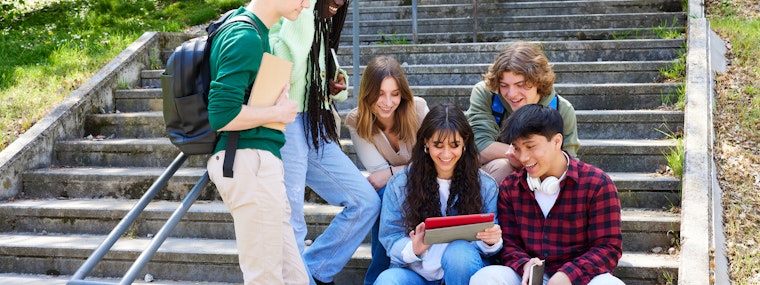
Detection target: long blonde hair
<box><xmin>355</xmin><ymin>56</ymin><xmax>418</xmax><ymax>143</ymax></box>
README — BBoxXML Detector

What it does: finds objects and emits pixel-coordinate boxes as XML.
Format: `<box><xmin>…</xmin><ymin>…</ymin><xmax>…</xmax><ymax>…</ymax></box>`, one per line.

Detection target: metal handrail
<box><xmin>352</xmin><ymin>0</ymin><xmax>360</xmax><ymax>99</ymax></box>
<box><xmin>472</xmin><ymin>0</ymin><xmax>478</xmax><ymax>43</ymax></box>
<box><xmin>412</xmin><ymin>0</ymin><xmax>418</xmax><ymax>44</ymax></box>
<box><xmin>67</xmin><ymin>153</ymin><xmax>210</xmax><ymax>285</ymax></box>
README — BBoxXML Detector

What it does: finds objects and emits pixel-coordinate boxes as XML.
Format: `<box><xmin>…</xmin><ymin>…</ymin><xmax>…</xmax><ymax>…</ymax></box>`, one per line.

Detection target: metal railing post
<box><xmin>352</xmin><ymin>0</ymin><xmax>360</xmax><ymax>100</ymax></box>
<box><xmin>412</xmin><ymin>0</ymin><xmax>419</xmax><ymax>44</ymax></box>
<box><xmin>473</xmin><ymin>0</ymin><xmax>478</xmax><ymax>43</ymax></box>
<box><xmin>67</xmin><ymin>153</ymin><xmax>189</xmax><ymax>285</ymax></box>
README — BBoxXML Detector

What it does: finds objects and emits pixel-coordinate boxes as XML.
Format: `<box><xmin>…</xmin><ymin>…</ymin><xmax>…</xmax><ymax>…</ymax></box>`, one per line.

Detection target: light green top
<box><xmin>269</xmin><ymin>0</ymin><xmax>348</xmax><ymax>112</ymax></box>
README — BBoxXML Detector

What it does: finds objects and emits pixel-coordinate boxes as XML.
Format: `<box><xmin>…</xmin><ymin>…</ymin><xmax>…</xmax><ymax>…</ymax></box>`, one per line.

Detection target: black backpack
<box><xmin>161</xmin><ymin>10</ymin><xmax>260</xmax><ymax>177</ymax></box>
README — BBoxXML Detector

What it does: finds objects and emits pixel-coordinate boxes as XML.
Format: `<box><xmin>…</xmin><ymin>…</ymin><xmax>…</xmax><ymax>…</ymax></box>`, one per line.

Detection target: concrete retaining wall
<box><xmin>679</xmin><ymin>0</ymin><xmax>728</xmax><ymax>282</ymax></box>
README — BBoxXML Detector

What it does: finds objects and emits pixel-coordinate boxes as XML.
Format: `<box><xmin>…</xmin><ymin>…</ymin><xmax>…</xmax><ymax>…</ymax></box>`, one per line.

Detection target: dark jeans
<box><xmin>364</xmin><ymin>186</ymin><xmax>389</xmax><ymax>285</ymax></box>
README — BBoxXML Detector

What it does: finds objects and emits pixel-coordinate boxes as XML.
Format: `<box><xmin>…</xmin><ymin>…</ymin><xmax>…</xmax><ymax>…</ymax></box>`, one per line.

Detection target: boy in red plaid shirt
<box><xmin>470</xmin><ymin>104</ymin><xmax>623</xmax><ymax>285</ymax></box>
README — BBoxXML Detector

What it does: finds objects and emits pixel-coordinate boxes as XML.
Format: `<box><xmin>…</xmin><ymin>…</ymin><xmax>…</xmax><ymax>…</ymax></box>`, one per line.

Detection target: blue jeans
<box><xmin>364</xmin><ymin>186</ymin><xmax>389</xmax><ymax>285</ymax></box>
<box><xmin>374</xmin><ymin>240</ymin><xmax>487</xmax><ymax>285</ymax></box>
<box><xmin>282</xmin><ymin>114</ymin><xmax>381</xmax><ymax>284</ymax></box>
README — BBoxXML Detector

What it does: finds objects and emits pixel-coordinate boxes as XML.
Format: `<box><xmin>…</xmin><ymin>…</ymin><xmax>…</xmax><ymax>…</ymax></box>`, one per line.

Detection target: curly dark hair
<box><xmin>303</xmin><ymin>0</ymin><xmax>350</xmax><ymax>151</ymax></box>
<box><xmin>402</xmin><ymin>104</ymin><xmax>483</xmax><ymax>231</ymax></box>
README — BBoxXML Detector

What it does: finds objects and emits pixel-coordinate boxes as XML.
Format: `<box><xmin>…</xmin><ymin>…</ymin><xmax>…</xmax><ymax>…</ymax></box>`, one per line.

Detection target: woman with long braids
<box><xmin>270</xmin><ymin>0</ymin><xmax>380</xmax><ymax>284</ymax></box>
<box><xmin>375</xmin><ymin>104</ymin><xmax>502</xmax><ymax>285</ymax></box>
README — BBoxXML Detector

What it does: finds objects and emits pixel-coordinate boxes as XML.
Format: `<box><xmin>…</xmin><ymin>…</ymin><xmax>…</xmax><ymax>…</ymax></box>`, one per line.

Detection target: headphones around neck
<box><xmin>527</xmin><ymin>175</ymin><xmax>562</xmax><ymax>195</ymax></box>
<box><xmin>526</xmin><ymin>152</ymin><xmax>571</xmax><ymax>195</ymax></box>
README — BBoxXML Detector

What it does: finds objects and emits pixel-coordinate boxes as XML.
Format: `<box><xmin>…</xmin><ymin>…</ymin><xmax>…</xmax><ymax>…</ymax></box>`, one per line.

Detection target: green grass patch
<box><xmin>659</xmin><ymin>50</ymin><xmax>687</xmax><ymax>82</ymax></box>
<box><xmin>377</xmin><ymin>32</ymin><xmax>409</xmax><ymax>45</ymax></box>
<box><xmin>661</xmin><ymin>83</ymin><xmax>686</xmax><ymax>110</ymax></box>
<box><xmin>711</xmin><ymin>17</ymin><xmax>760</xmax><ymax>137</ymax></box>
<box><xmin>655</xmin><ymin>127</ymin><xmax>684</xmax><ymax>179</ymax></box>
<box><xmin>0</xmin><ymin>0</ymin><xmax>247</xmax><ymax>150</ymax></box>
<box><xmin>652</xmin><ymin>17</ymin><xmax>684</xmax><ymax>39</ymax></box>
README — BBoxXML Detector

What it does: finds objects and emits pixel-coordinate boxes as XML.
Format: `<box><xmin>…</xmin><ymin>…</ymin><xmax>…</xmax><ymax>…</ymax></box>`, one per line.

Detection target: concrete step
<box><xmin>335</xmin><ymin>83</ymin><xmax>682</xmax><ymax>111</ymax></box>
<box><xmin>346</xmin><ymin>0</ymin><xmax>683</xmax><ymax>21</ymax></box>
<box><xmin>0</xmin><ymin>232</ymin><xmax>678</xmax><ymax>284</ymax></box>
<box><xmin>575</xmin><ymin>110</ymin><xmax>683</xmax><ymax>139</ymax></box>
<box><xmin>129</xmin><ymin>81</ymin><xmax>679</xmax><ymax>112</ymax></box>
<box><xmin>341</xmin><ymin>61</ymin><xmax>673</xmax><ymax>85</ymax></box>
<box><xmin>0</xmin><ymin>199</ymin><xmax>679</xmax><ymax>252</ymax></box>
<box><xmin>344</xmin><ymin>138</ymin><xmax>676</xmax><ymax>172</ymax></box>
<box><xmin>21</xmin><ymin>167</ymin><xmax>679</xmax><ymax>209</ymax></box>
<box><xmin>51</xmin><ymin>137</ymin><xmax>674</xmax><ymax>174</ymax></box>
<box><xmin>339</xmin><ymin>27</ymin><xmax>685</xmax><ymax>44</ymax></box>
<box><xmin>85</xmin><ymin>111</ymin><xmax>166</xmax><ymax>139</ymax></box>
<box><xmin>114</xmin><ymin>88</ymin><xmax>163</xmax><ymax>113</ymax></box>
<box><xmin>343</xmin><ymin>61</ymin><xmax>672</xmax><ymax>85</ymax></box>
<box><xmin>334</xmin><ymin>39</ymin><xmax>685</xmax><ymax>65</ymax></box>
<box><xmin>0</xmin><ymin>273</ymin><xmax>234</xmax><ymax>285</ymax></box>
<box><xmin>83</xmin><ymin>109</ymin><xmax>681</xmax><ymax>140</ymax></box>
<box><xmin>343</xmin><ymin>12</ymin><xmax>687</xmax><ymax>35</ymax></box>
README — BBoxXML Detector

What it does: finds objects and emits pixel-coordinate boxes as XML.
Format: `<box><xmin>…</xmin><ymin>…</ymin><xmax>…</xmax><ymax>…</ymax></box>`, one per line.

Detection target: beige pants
<box><xmin>481</xmin><ymin>158</ymin><xmax>515</xmax><ymax>186</ymax></box>
<box><xmin>208</xmin><ymin>149</ymin><xmax>308</xmax><ymax>285</ymax></box>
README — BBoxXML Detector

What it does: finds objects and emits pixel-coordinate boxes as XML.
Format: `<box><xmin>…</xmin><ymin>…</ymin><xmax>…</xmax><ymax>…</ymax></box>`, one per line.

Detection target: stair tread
<box><xmin>0</xmin><ymin>273</ymin><xmax>234</xmax><ymax>285</ymax></box>
<box><xmin>0</xmin><ymin>198</ymin><xmax>679</xmax><ymax>223</ymax></box>
<box><xmin>0</xmin><ymin>232</ymin><xmax>678</xmax><ymax>267</ymax></box>
<box><xmin>27</xmin><ymin>166</ymin><xmax>679</xmax><ymax>180</ymax></box>
<box><xmin>92</xmin><ymin>110</ymin><xmax>683</xmax><ymax>117</ymax></box>
<box><xmin>57</xmin><ymin>137</ymin><xmax>676</xmax><ymax>146</ymax></box>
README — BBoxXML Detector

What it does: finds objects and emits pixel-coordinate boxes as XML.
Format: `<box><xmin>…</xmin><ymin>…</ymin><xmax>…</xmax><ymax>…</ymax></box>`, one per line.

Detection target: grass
<box><xmin>377</xmin><ymin>32</ymin><xmax>409</xmax><ymax>45</ymax></box>
<box><xmin>659</xmin><ymin>50</ymin><xmax>687</xmax><ymax>82</ymax></box>
<box><xmin>655</xmin><ymin>127</ymin><xmax>684</xmax><ymax>178</ymax></box>
<box><xmin>664</xmin><ymin>137</ymin><xmax>683</xmax><ymax>178</ymax></box>
<box><xmin>662</xmin><ymin>271</ymin><xmax>676</xmax><ymax>285</ymax></box>
<box><xmin>0</xmin><ymin>0</ymin><xmax>248</xmax><ymax>151</ymax></box>
<box><xmin>652</xmin><ymin>17</ymin><xmax>684</xmax><ymax>39</ymax></box>
<box><xmin>707</xmin><ymin>0</ymin><xmax>760</xmax><ymax>282</ymax></box>
<box><xmin>661</xmin><ymin>83</ymin><xmax>686</xmax><ymax>110</ymax></box>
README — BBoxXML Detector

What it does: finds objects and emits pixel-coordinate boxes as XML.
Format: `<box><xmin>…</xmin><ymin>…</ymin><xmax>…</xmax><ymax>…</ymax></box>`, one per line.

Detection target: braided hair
<box><xmin>303</xmin><ymin>0</ymin><xmax>350</xmax><ymax>151</ymax></box>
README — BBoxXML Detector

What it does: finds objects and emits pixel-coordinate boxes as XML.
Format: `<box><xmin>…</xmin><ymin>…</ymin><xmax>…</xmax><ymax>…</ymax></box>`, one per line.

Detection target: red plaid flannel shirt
<box><xmin>498</xmin><ymin>155</ymin><xmax>622</xmax><ymax>285</ymax></box>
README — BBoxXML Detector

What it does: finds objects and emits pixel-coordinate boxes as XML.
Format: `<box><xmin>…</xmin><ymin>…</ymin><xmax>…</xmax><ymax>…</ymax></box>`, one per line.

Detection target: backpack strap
<box><xmin>548</xmin><ymin>95</ymin><xmax>558</xmax><ymax>110</ymax></box>
<box><xmin>211</xmin><ymin>15</ymin><xmax>264</xmax><ymax>178</ymax></box>
<box><xmin>491</xmin><ymin>93</ymin><xmax>507</xmax><ymax>127</ymax></box>
<box><xmin>492</xmin><ymin>92</ymin><xmax>558</xmax><ymax>129</ymax></box>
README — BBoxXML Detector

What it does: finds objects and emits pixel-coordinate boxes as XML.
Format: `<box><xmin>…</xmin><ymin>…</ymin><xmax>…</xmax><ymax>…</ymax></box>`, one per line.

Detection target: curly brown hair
<box><xmin>483</xmin><ymin>41</ymin><xmax>556</xmax><ymax>98</ymax></box>
<box><xmin>402</xmin><ymin>104</ymin><xmax>483</xmax><ymax>231</ymax></box>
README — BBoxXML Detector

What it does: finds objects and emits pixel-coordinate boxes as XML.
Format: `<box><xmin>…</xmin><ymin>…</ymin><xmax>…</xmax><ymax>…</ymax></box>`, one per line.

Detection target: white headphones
<box><xmin>526</xmin><ymin>152</ymin><xmax>571</xmax><ymax>195</ymax></box>
<box><xmin>527</xmin><ymin>175</ymin><xmax>562</xmax><ymax>195</ymax></box>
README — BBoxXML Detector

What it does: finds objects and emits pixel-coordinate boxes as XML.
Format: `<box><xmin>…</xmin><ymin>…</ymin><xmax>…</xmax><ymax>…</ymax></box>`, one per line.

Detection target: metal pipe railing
<box><xmin>67</xmin><ymin>153</ymin><xmax>191</xmax><ymax>285</ymax></box>
<box><xmin>352</xmin><ymin>0</ymin><xmax>360</xmax><ymax>99</ymax></box>
<box><xmin>117</xmin><ymin>172</ymin><xmax>209</xmax><ymax>285</ymax></box>
<box><xmin>472</xmin><ymin>0</ymin><xmax>479</xmax><ymax>43</ymax></box>
<box><xmin>412</xmin><ymin>0</ymin><xmax>419</xmax><ymax>44</ymax></box>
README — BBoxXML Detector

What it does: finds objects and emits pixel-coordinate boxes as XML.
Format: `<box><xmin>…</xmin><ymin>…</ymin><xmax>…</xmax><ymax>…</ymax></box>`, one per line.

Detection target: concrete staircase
<box><xmin>0</xmin><ymin>0</ymin><xmax>685</xmax><ymax>284</ymax></box>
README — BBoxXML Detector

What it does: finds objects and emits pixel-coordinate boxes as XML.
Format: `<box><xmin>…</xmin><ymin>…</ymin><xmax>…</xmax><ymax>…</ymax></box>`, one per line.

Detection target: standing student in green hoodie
<box><xmin>206</xmin><ymin>0</ymin><xmax>311</xmax><ymax>284</ymax></box>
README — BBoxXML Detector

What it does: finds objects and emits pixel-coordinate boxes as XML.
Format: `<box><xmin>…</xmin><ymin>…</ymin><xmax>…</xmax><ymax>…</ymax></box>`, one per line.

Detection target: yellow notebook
<box><xmin>248</xmin><ymin>52</ymin><xmax>293</xmax><ymax>131</ymax></box>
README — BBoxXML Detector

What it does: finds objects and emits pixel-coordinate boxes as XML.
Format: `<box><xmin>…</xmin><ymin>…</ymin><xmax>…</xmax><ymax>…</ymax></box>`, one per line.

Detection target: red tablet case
<box><xmin>424</xmin><ymin>213</ymin><xmax>494</xmax><ymax>229</ymax></box>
